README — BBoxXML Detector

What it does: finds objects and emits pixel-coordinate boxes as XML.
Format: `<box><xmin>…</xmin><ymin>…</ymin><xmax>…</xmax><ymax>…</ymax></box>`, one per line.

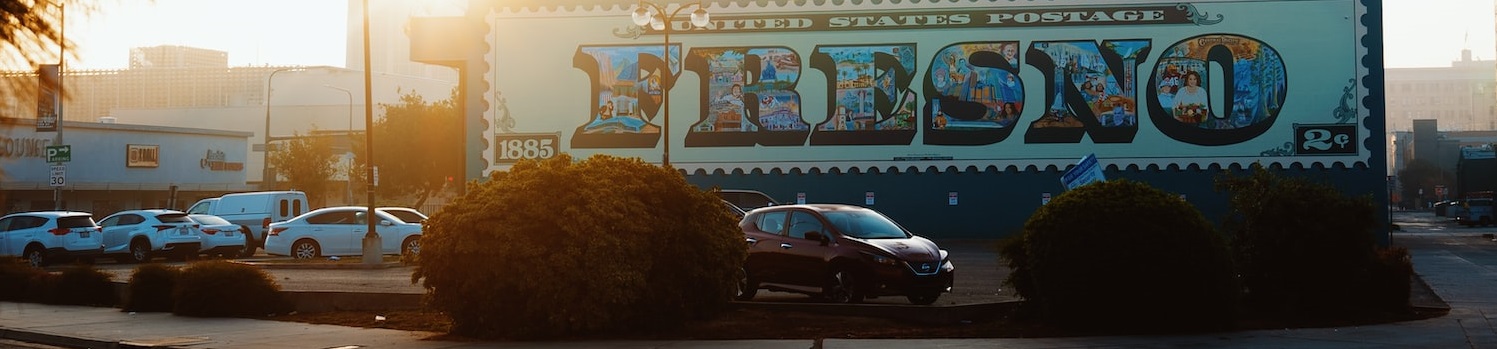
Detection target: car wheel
<box><xmin>907</xmin><ymin>292</ymin><xmax>940</xmax><ymax>305</ymax></box>
<box><xmin>239</xmin><ymin>225</ymin><xmax>261</xmax><ymax>250</ymax></box>
<box><xmin>127</xmin><ymin>240</ymin><xmax>151</xmax><ymax>263</ymax></box>
<box><xmin>735</xmin><ymin>268</ymin><xmax>757</xmax><ymax>301</ymax></box>
<box><xmin>821</xmin><ymin>269</ymin><xmax>863</xmax><ymax>304</ymax></box>
<box><xmin>401</xmin><ymin>236</ymin><xmax>421</xmax><ymax>258</ymax></box>
<box><xmin>22</xmin><ymin>246</ymin><xmax>45</xmax><ymax>268</ymax></box>
<box><xmin>291</xmin><ymin>239</ymin><xmax>320</xmax><ymax>260</ymax></box>
<box><xmin>234</xmin><ymin>231</ymin><xmax>253</xmax><ymax>258</ymax></box>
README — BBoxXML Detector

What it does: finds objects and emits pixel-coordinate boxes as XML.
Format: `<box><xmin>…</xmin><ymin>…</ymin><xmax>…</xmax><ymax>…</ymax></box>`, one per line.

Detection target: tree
<box><xmin>1</xmin><ymin>1</ymin><xmax>103</xmax><ymax>102</ymax></box>
<box><xmin>269</xmin><ymin>128</ymin><xmax>338</xmax><ymax>207</ymax></box>
<box><xmin>354</xmin><ymin>87</ymin><xmax>463</xmax><ymax>207</ymax></box>
<box><xmin>1397</xmin><ymin>159</ymin><xmax>1452</xmax><ymax>208</ymax></box>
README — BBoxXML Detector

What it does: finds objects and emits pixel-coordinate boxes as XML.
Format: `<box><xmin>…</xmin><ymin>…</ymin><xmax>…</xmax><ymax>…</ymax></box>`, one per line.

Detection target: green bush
<box><xmin>1215</xmin><ymin>163</ymin><xmax>1390</xmax><ymax>317</ymax></box>
<box><xmin>24</xmin><ymin>273</ymin><xmax>59</xmax><ymax>304</ymax></box>
<box><xmin>0</xmin><ymin>257</ymin><xmax>45</xmax><ymax>301</ymax></box>
<box><xmin>20</xmin><ymin>264</ymin><xmax>116</xmax><ymax>306</ymax></box>
<box><xmin>414</xmin><ymin>154</ymin><xmax>746</xmax><ymax>339</ymax></box>
<box><xmin>53</xmin><ymin>264</ymin><xmax>117</xmax><ymax>307</ymax></box>
<box><xmin>173</xmin><ymin>260</ymin><xmax>293</xmax><ymax>317</ymax></box>
<box><xmin>1369</xmin><ymin>247</ymin><xmax>1413</xmax><ymax>312</ymax></box>
<box><xmin>124</xmin><ymin>263</ymin><xmax>181</xmax><ymax>312</ymax></box>
<box><xmin>1002</xmin><ymin>179</ymin><xmax>1236</xmax><ymax>332</ymax></box>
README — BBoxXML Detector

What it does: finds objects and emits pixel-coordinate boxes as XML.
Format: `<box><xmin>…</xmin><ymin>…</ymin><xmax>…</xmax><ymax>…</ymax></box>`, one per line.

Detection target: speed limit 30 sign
<box><xmin>49</xmin><ymin>165</ymin><xmax>65</xmax><ymax>187</ymax></box>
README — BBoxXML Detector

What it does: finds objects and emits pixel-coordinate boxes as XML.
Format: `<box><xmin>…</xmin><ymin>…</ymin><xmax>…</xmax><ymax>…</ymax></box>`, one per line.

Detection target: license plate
<box><xmin>80</xmin><ymin>231</ymin><xmax>89</xmax><ymax>238</ymax></box>
<box><xmin>226</xmin><ymin>230</ymin><xmax>235</xmax><ymax>237</ymax></box>
<box><xmin>178</xmin><ymin>227</ymin><xmax>189</xmax><ymax>235</ymax></box>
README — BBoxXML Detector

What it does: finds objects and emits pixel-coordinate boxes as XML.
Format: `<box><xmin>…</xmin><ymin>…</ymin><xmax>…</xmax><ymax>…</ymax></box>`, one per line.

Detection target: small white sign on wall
<box><xmin>796</xmin><ymin>192</ymin><xmax>806</xmax><ymax>204</ymax></box>
<box><xmin>1042</xmin><ymin>192</ymin><xmax>1051</xmax><ymax>205</ymax></box>
<box><xmin>948</xmin><ymin>192</ymin><xmax>958</xmax><ymax>206</ymax></box>
<box><xmin>865</xmin><ymin>192</ymin><xmax>875</xmax><ymax>205</ymax></box>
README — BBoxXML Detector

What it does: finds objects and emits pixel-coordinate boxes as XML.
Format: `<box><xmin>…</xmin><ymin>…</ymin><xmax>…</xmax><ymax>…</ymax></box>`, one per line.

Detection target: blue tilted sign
<box><xmin>1061</xmin><ymin>154</ymin><xmax>1106</xmax><ymax>190</ymax></box>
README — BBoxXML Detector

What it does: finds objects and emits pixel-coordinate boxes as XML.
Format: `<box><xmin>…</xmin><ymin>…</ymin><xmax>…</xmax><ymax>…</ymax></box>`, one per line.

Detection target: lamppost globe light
<box><xmin>629</xmin><ymin>0</ymin><xmax>709</xmax><ymax>168</ymax></box>
<box><xmin>691</xmin><ymin>8</ymin><xmax>710</xmax><ymax>27</ymax></box>
<box><xmin>632</xmin><ymin>6</ymin><xmax>652</xmax><ymax>26</ymax></box>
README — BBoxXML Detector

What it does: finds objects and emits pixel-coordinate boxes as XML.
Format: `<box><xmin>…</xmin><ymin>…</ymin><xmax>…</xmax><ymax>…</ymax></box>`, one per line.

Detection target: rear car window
<box><xmin>156</xmin><ymin>213</ymin><xmax>193</xmax><ymax>223</ymax></box>
<box><xmin>190</xmin><ymin>215</ymin><xmax>231</xmax><ymax>225</ymax></box>
<box><xmin>56</xmin><ymin>216</ymin><xmax>97</xmax><ymax>229</ymax></box>
<box><xmin>383</xmin><ymin>210</ymin><xmax>426</xmax><ymax>224</ymax></box>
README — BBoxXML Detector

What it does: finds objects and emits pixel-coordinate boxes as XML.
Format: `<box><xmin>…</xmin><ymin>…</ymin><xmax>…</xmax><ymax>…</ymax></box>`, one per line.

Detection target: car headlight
<box><xmin>861</xmin><ymin>251</ymin><xmax>900</xmax><ymax>266</ymax></box>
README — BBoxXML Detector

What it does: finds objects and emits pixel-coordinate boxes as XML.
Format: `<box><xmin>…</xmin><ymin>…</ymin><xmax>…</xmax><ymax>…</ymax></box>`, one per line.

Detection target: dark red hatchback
<box><xmin>737</xmin><ymin>204</ymin><xmax>953</xmax><ymax>305</ymax></box>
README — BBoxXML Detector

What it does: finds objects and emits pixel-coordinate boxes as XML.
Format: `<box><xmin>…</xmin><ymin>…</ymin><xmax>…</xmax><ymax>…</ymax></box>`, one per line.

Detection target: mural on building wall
<box><xmin>482</xmin><ymin>1</ymin><xmax>1372</xmax><ymax>175</ymax></box>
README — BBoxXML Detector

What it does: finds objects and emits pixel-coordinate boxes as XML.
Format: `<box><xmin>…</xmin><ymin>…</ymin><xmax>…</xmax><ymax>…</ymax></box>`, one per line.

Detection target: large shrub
<box><xmin>173</xmin><ymin>260</ymin><xmax>293</xmax><ymax>317</ymax></box>
<box><xmin>0</xmin><ymin>257</ymin><xmax>45</xmax><ymax>301</ymax></box>
<box><xmin>414</xmin><ymin>154</ymin><xmax>746</xmax><ymax>339</ymax></box>
<box><xmin>20</xmin><ymin>263</ymin><xmax>117</xmax><ymax>306</ymax></box>
<box><xmin>53</xmin><ymin>264</ymin><xmax>118</xmax><ymax>307</ymax></box>
<box><xmin>124</xmin><ymin>263</ymin><xmax>181</xmax><ymax>312</ymax></box>
<box><xmin>1001</xmin><ymin>179</ymin><xmax>1236</xmax><ymax>332</ymax></box>
<box><xmin>1215</xmin><ymin>163</ymin><xmax>1399</xmax><ymax>317</ymax></box>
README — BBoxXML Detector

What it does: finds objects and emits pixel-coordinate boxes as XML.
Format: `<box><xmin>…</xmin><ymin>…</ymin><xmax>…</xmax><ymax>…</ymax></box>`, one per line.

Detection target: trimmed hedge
<box><xmin>14</xmin><ymin>263</ymin><xmax>117</xmax><ymax>307</ymax></box>
<box><xmin>414</xmin><ymin>154</ymin><xmax>746</xmax><ymax>339</ymax></box>
<box><xmin>124</xmin><ymin>263</ymin><xmax>181</xmax><ymax>312</ymax></box>
<box><xmin>1002</xmin><ymin>179</ymin><xmax>1236</xmax><ymax>332</ymax></box>
<box><xmin>173</xmin><ymin>260</ymin><xmax>293</xmax><ymax>317</ymax></box>
<box><xmin>0</xmin><ymin>257</ymin><xmax>46</xmax><ymax>301</ymax></box>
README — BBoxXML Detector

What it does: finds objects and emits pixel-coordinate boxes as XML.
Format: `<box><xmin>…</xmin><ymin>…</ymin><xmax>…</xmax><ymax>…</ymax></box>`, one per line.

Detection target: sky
<box><xmin>57</xmin><ymin>0</ymin><xmax>1497</xmax><ymax>70</ymax></box>
<box><xmin>68</xmin><ymin>0</ymin><xmax>350</xmax><ymax>69</ymax></box>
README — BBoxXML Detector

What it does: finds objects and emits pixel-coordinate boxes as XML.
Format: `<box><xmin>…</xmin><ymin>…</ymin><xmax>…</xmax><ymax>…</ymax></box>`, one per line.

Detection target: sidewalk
<box><xmin>1</xmin><ymin>210</ymin><xmax>1493</xmax><ymax>348</ymax></box>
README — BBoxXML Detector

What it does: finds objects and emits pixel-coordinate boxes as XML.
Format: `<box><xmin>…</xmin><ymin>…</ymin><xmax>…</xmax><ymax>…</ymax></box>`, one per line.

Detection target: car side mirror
<box><xmin>804</xmin><ymin>231</ymin><xmax>829</xmax><ymax>245</ymax></box>
<box><xmin>379</xmin><ymin>220</ymin><xmax>394</xmax><ymax>226</ymax></box>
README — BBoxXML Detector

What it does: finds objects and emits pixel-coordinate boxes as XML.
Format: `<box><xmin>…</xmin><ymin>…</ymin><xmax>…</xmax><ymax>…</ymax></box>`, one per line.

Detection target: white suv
<box><xmin>99</xmin><ymin>209</ymin><xmax>204</xmax><ymax>263</ymax></box>
<box><xmin>0</xmin><ymin>211</ymin><xmax>106</xmax><ymax>267</ymax></box>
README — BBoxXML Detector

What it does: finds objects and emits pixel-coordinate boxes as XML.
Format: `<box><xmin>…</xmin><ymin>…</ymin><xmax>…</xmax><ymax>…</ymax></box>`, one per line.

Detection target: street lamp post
<box><xmin>630</xmin><ymin>1</ymin><xmax>710</xmax><ymax>167</ymax></box>
<box><xmin>360</xmin><ymin>0</ymin><xmax>381</xmax><ymax>266</ymax></box>
<box><xmin>325</xmin><ymin>85</ymin><xmax>355</xmax><ymax>205</ymax></box>
<box><xmin>262</xmin><ymin>67</ymin><xmax>298</xmax><ymax>191</ymax></box>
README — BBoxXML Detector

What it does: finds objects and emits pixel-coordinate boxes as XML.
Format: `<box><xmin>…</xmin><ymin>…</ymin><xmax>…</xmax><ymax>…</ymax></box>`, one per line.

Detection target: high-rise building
<box><xmin>129</xmin><ymin>45</ymin><xmax>229</xmax><ymax>69</ymax></box>
<box><xmin>1384</xmin><ymin>49</ymin><xmax>1497</xmax><ymax>132</ymax></box>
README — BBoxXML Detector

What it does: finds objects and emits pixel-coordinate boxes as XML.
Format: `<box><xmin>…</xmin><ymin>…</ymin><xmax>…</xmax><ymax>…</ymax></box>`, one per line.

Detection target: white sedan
<box><xmin>263</xmin><ymin>206</ymin><xmax>423</xmax><ymax>259</ymax></box>
<box><xmin>186</xmin><ymin>214</ymin><xmax>250</xmax><ymax>258</ymax></box>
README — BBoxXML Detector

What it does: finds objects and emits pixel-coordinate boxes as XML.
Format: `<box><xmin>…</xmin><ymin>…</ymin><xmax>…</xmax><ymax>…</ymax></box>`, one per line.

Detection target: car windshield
<box><xmin>823</xmin><ymin>211</ymin><xmax>908</xmax><ymax>239</ymax></box>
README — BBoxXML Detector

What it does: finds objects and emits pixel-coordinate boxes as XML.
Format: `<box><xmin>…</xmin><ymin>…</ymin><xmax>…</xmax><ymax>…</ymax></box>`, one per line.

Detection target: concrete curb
<box><xmin>734</xmin><ymin>300</ymin><xmax>1017</xmax><ymax>325</ymax></box>
<box><xmin>0</xmin><ymin>327</ymin><xmax>126</xmax><ymax>349</ymax></box>
<box><xmin>228</xmin><ymin>260</ymin><xmax>407</xmax><ymax>269</ymax></box>
<box><xmin>111</xmin><ymin>282</ymin><xmax>424</xmax><ymax>313</ymax></box>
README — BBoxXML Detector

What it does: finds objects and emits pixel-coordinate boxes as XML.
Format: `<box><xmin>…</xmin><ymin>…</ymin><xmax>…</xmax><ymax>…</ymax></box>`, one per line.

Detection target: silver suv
<box><xmin>0</xmin><ymin>211</ymin><xmax>106</xmax><ymax>267</ymax></box>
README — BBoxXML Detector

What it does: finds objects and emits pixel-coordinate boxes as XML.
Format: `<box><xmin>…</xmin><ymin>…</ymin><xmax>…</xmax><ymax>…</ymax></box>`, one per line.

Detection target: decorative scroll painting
<box><xmin>482</xmin><ymin>1</ymin><xmax>1371</xmax><ymax>174</ymax></box>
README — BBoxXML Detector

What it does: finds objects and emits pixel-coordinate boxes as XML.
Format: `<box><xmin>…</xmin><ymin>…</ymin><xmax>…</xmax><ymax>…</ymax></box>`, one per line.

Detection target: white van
<box><xmin>187</xmin><ymin>191</ymin><xmax>309</xmax><ymax>253</ymax></box>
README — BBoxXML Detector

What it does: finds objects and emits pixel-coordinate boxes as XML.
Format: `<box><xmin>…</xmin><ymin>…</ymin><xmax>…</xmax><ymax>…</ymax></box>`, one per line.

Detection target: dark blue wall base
<box><xmin>687</xmin><ymin>165</ymin><xmax>1390</xmax><ymax>247</ymax></box>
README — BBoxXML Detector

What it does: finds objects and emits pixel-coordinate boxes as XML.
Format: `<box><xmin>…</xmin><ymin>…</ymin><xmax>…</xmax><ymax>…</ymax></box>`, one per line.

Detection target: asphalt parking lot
<box><xmin>83</xmin><ymin>239</ymin><xmax>1019</xmax><ymax>306</ymax></box>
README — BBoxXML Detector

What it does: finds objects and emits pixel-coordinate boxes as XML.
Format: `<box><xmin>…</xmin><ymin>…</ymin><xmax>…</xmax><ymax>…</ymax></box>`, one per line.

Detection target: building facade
<box><xmin>0</xmin><ymin>62</ymin><xmax>456</xmax><ymax>185</ymax></box>
<box><xmin>0</xmin><ymin>118</ymin><xmax>253</xmax><ymax>214</ymax></box>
